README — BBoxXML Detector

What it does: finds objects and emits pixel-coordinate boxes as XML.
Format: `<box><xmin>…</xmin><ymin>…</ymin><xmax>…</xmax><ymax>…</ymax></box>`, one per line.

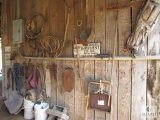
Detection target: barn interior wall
<box><xmin>1</xmin><ymin>0</ymin><xmax>160</xmax><ymax>120</ymax></box>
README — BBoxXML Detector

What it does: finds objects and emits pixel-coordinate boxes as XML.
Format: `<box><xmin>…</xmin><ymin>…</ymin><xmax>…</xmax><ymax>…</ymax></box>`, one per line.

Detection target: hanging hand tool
<box><xmin>108</xmin><ymin>20</ymin><xmax>118</xmax><ymax>106</ymax></box>
<box><xmin>75</xmin><ymin>38</ymin><xmax>84</xmax><ymax>93</ymax></box>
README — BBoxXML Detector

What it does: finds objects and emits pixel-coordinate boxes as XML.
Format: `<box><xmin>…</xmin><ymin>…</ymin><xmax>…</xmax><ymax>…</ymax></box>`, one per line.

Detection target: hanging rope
<box><xmin>41</xmin><ymin>36</ymin><xmax>62</xmax><ymax>54</ymax></box>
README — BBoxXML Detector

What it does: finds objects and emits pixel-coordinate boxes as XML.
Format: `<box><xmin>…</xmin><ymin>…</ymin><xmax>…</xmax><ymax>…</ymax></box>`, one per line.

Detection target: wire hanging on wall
<box><xmin>40</xmin><ymin>36</ymin><xmax>63</xmax><ymax>57</ymax></box>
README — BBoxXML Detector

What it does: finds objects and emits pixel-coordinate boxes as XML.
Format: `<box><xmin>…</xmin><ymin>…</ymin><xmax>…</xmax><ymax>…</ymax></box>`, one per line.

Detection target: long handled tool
<box><xmin>108</xmin><ymin>21</ymin><xmax>118</xmax><ymax>106</ymax></box>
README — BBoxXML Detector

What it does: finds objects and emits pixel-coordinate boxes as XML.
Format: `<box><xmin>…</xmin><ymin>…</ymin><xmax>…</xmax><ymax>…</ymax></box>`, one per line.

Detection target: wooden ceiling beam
<box><xmin>107</xmin><ymin>0</ymin><xmax>144</xmax><ymax>11</ymax></box>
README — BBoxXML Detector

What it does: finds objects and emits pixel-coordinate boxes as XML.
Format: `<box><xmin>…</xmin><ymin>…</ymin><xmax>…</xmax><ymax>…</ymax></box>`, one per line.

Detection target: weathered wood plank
<box><xmin>74</xmin><ymin>0</ymin><xmax>83</xmax><ymax>38</ymax></box>
<box><xmin>102</xmin><ymin>60</ymin><xmax>119</xmax><ymax>120</ymax></box>
<box><xmin>52</xmin><ymin>0</ymin><xmax>65</xmax><ymax>107</ymax></box>
<box><xmin>131</xmin><ymin>0</ymin><xmax>141</xmax><ymax>33</ymax></box>
<box><xmin>95</xmin><ymin>61</ymin><xmax>106</xmax><ymax>120</ymax></box>
<box><xmin>50</xmin><ymin>61</ymin><xmax>57</xmax><ymax>106</ymax></box>
<box><xmin>75</xmin><ymin>60</ymin><xmax>85</xmax><ymax>120</ymax></box>
<box><xmin>2</xmin><ymin>0</ymin><xmax>9</xmax><ymax>46</ymax></box>
<box><xmin>147</xmin><ymin>18</ymin><xmax>160</xmax><ymax>120</ymax></box>
<box><xmin>41</xmin><ymin>0</ymin><xmax>49</xmax><ymax>37</ymax></box>
<box><xmin>118</xmin><ymin>61</ymin><xmax>131</xmax><ymax>120</ymax></box>
<box><xmin>94</xmin><ymin>0</ymin><xmax>106</xmax><ymax>119</ymax></box>
<box><xmin>64</xmin><ymin>0</ymin><xmax>74</xmax><ymax>57</ymax></box>
<box><xmin>65</xmin><ymin>61</ymin><xmax>75</xmax><ymax>120</ymax></box>
<box><xmin>117</xmin><ymin>0</ymin><xmax>131</xmax><ymax>119</ymax></box>
<box><xmin>74</xmin><ymin>0</ymin><xmax>85</xmax><ymax>119</ymax></box>
<box><xmin>20</xmin><ymin>0</ymin><xmax>32</xmax><ymax>57</ymax></box>
<box><xmin>49</xmin><ymin>0</ymin><xmax>57</xmax><ymax>35</ymax></box>
<box><xmin>106</xmin><ymin>0</ymin><xmax>118</xmax><ymax>119</ymax></box>
<box><xmin>107</xmin><ymin>0</ymin><xmax>143</xmax><ymax>11</ymax></box>
<box><xmin>63</xmin><ymin>1</ymin><xmax>75</xmax><ymax>118</ymax></box>
<box><xmin>131</xmin><ymin>61</ymin><xmax>147</xmax><ymax>120</ymax></box>
<box><xmin>147</xmin><ymin>60</ymin><xmax>157</xmax><ymax>120</ymax></box>
<box><xmin>49</xmin><ymin>0</ymin><xmax>58</xmax><ymax>106</ymax></box>
<box><xmin>85</xmin><ymin>60</ymin><xmax>95</xmax><ymax>120</ymax></box>
<box><xmin>57</xmin><ymin>0</ymin><xmax>65</xmax><ymax>57</ymax></box>
<box><xmin>86</xmin><ymin>0</ymin><xmax>95</xmax><ymax>40</ymax></box>
<box><xmin>131</xmin><ymin>1</ymin><xmax>147</xmax><ymax>120</ymax></box>
<box><xmin>85</xmin><ymin>0</ymin><xmax>95</xmax><ymax>119</ymax></box>
<box><xmin>57</xmin><ymin>61</ymin><xmax>65</xmax><ymax>106</ymax></box>
<box><xmin>118</xmin><ymin>0</ymin><xmax>131</xmax><ymax>56</ymax></box>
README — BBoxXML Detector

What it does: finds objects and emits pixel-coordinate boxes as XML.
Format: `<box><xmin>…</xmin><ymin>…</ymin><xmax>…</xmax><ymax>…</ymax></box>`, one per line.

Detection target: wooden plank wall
<box><xmin>1</xmin><ymin>0</ymin><xmax>160</xmax><ymax>120</ymax></box>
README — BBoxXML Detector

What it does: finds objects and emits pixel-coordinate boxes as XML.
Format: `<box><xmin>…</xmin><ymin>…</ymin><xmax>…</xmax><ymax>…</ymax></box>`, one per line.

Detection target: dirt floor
<box><xmin>0</xmin><ymin>97</ymin><xmax>29</xmax><ymax>120</ymax></box>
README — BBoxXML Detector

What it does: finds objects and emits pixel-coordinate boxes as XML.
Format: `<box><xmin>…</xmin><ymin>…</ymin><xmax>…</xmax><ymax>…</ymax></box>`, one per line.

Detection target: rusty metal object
<box><xmin>86</xmin><ymin>80</ymin><xmax>111</xmax><ymax>118</ymax></box>
<box><xmin>63</xmin><ymin>68</ymin><xmax>75</xmax><ymax>92</ymax></box>
<box><xmin>88</xmin><ymin>92</ymin><xmax>111</xmax><ymax>112</ymax></box>
<box><xmin>75</xmin><ymin>37</ymin><xmax>88</xmax><ymax>46</ymax></box>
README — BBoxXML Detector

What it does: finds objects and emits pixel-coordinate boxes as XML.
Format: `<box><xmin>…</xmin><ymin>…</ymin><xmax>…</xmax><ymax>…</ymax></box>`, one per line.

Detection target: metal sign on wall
<box><xmin>74</xmin><ymin>43</ymin><xmax>100</xmax><ymax>57</ymax></box>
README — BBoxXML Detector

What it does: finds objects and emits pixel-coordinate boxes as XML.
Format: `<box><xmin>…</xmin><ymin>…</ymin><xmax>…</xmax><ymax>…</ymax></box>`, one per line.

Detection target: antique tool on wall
<box><xmin>63</xmin><ymin>68</ymin><xmax>75</xmax><ymax>92</ymax></box>
<box><xmin>107</xmin><ymin>21</ymin><xmax>118</xmax><ymax>107</ymax></box>
<box><xmin>127</xmin><ymin>0</ymin><xmax>160</xmax><ymax>56</ymax></box>
<box><xmin>86</xmin><ymin>81</ymin><xmax>111</xmax><ymax>119</ymax></box>
<box><xmin>59</xmin><ymin>0</ymin><xmax>75</xmax><ymax>55</ymax></box>
<box><xmin>75</xmin><ymin>38</ymin><xmax>84</xmax><ymax>93</ymax></box>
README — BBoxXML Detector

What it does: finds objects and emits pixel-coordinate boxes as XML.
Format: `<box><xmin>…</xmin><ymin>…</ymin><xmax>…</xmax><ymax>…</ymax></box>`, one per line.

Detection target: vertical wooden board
<box><xmin>41</xmin><ymin>0</ymin><xmax>49</xmax><ymax>36</ymax></box>
<box><xmin>111</xmin><ymin>61</ymin><xmax>118</xmax><ymax>120</ymax></box>
<box><xmin>2</xmin><ymin>0</ymin><xmax>9</xmax><ymax>46</ymax></box>
<box><xmin>118</xmin><ymin>0</ymin><xmax>131</xmax><ymax>56</ymax></box>
<box><xmin>105</xmin><ymin>61</ymin><xmax>112</xmax><ymax>120</ymax></box>
<box><xmin>74</xmin><ymin>1</ymin><xmax>85</xmax><ymax>119</ymax></box>
<box><xmin>9</xmin><ymin>0</ymin><xmax>16</xmax><ymax>41</ymax></box>
<box><xmin>49</xmin><ymin>60</ymin><xmax>57</xmax><ymax>106</ymax></box>
<box><xmin>86</xmin><ymin>0</ymin><xmax>95</xmax><ymax>42</ymax></box>
<box><xmin>132</xmin><ymin>61</ymin><xmax>147</xmax><ymax>120</ymax></box>
<box><xmin>147</xmin><ymin>19</ymin><xmax>160</xmax><ymax>120</ymax></box>
<box><xmin>21</xmin><ymin>0</ymin><xmax>32</xmax><ymax>19</ymax></box>
<box><xmin>7</xmin><ymin>0</ymin><xmax>11</xmax><ymax>43</ymax></box>
<box><xmin>21</xmin><ymin>0</ymin><xmax>32</xmax><ymax>56</ymax></box>
<box><xmin>49</xmin><ymin>0</ymin><xmax>57</xmax><ymax>35</ymax></box>
<box><xmin>94</xmin><ymin>0</ymin><xmax>106</xmax><ymax>119</ymax></box>
<box><xmin>49</xmin><ymin>0</ymin><xmax>58</xmax><ymax>106</ymax></box>
<box><xmin>148</xmin><ymin>18</ymin><xmax>160</xmax><ymax>56</ymax></box>
<box><xmin>94</xmin><ymin>61</ymin><xmax>106</xmax><ymax>120</ymax></box>
<box><xmin>156</xmin><ymin>61</ymin><xmax>160</xmax><ymax>119</ymax></box>
<box><xmin>118</xmin><ymin>61</ymin><xmax>131</xmax><ymax>120</ymax></box>
<box><xmin>85</xmin><ymin>60</ymin><xmax>95</xmax><ymax>120</ymax></box>
<box><xmin>85</xmin><ymin>0</ymin><xmax>95</xmax><ymax>119</ymax></box>
<box><xmin>74</xmin><ymin>0</ymin><xmax>84</xmax><ymax>38</ymax></box>
<box><xmin>95</xmin><ymin>0</ymin><xmax>105</xmax><ymax>54</ymax></box>
<box><xmin>64</xmin><ymin>1</ymin><xmax>74</xmax><ymax>57</ymax></box>
<box><xmin>1</xmin><ymin>0</ymin><xmax>6</xmax><ymax>97</ymax></box>
<box><xmin>64</xmin><ymin>61</ymin><xmax>75</xmax><ymax>120</ymax></box>
<box><xmin>118</xmin><ymin>0</ymin><xmax>131</xmax><ymax>120</ymax></box>
<box><xmin>75</xmin><ymin>60</ymin><xmax>85</xmax><ymax>120</ymax></box>
<box><xmin>131</xmin><ymin>0</ymin><xmax>141</xmax><ymax>32</ymax></box>
<box><xmin>106</xmin><ymin>0</ymin><xmax>118</xmax><ymax>120</ymax></box>
<box><xmin>57</xmin><ymin>61</ymin><xmax>65</xmax><ymax>106</ymax></box>
<box><xmin>147</xmin><ymin>60</ymin><xmax>157</xmax><ymax>120</ymax></box>
<box><xmin>57</xmin><ymin>0</ymin><xmax>65</xmax><ymax>57</ymax></box>
<box><xmin>32</xmin><ymin>0</ymin><xmax>41</xmax><ymax>15</ymax></box>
